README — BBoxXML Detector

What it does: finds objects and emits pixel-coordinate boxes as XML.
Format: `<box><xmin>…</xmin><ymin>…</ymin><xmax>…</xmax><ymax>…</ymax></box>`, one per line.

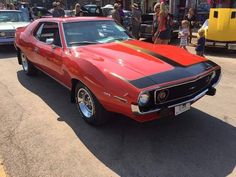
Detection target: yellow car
<box><xmin>201</xmin><ymin>8</ymin><xmax>236</xmax><ymax>50</ymax></box>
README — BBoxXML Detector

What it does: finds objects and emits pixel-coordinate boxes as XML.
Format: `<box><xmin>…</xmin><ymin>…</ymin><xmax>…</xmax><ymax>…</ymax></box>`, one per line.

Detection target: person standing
<box><xmin>184</xmin><ymin>8</ymin><xmax>196</xmax><ymax>44</ymax></box>
<box><xmin>152</xmin><ymin>3</ymin><xmax>160</xmax><ymax>42</ymax></box>
<box><xmin>74</xmin><ymin>3</ymin><xmax>83</xmax><ymax>17</ymax></box>
<box><xmin>118</xmin><ymin>3</ymin><xmax>124</xmax><ymax>25</ymax></box>
<box><xmin>154</xmin><ymin>2</ymin><xmax>170</xmax><ymax>44</ymax></box>
<box><xmin>131</xmin><ymin>3</ymin><xmax>142</xmax><ymax>39</ymax></box>
<box><xmin>9</xmin><ymin>3</ymin><xmax>15</xmax><ymax>10</ymax></box>
<box><xmin>111</xmin><ymin>3</ymin><xmax>121</xmax><ymax>24</ymax></box>
<box><xmin>195</xmin><ymin>29</ymin><xmax>206</xmax><ymax>56</ymax></box>
<box><xmin>179</xmin><ymin>20</ymin><xmax>190</xmax><ymax>50</ymax></box>
<box><xmin>52</xmin><ymin>2</ymin><xmax>65</xmax><ymax>17</ymax></box>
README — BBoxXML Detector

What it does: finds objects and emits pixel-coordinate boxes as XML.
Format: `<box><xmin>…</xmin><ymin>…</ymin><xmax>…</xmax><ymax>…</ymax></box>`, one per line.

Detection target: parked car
<box><xmin>101</xmin><ymin>5</ymin><xmax>132</xmax><ymax>30</ymax></box>
<box><xmin>15</xmin><ymin>17</ymin><xmax>221</xmax><ymax>125</ymax></box>
<box><xmin>200</xmin><ymin>8</ymin><xmax>236</xmax><ymax>50</ymax></box>
<box><xmin>140</xmin><ymin>13</ymin><xmax>179</xmax><ymax>39</ymax></box>
<box><xmin>101</xmin><ymin>4</ymin><xmax>113</xmax><ymax>16</ymax></box>
<box><xmin>0</xmin><ymin>10</ymin><xmax>30</xmax><ymax>45</ymax></box>
<box><xmin>64</xmin><ymin>10</ymin><xmax>73</xmax><ymax>17</ymax></box>
<box><xmin>81</xmin><ymin>4</ymin><xmax>103</xmax><ymax>16</ymax></box>
<box><xmin>32</xmin><ymin>7</ymin><xmax>52</xmax><ymax>19</ymax></box>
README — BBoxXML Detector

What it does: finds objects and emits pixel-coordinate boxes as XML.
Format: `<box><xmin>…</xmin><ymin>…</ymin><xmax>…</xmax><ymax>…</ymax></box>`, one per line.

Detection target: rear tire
<box><xmin>20</xmin><ymin>51</ymin><xmax>37</xmax><ymax>76</ymax></box>
<box><xmin>75</xmin><ymin>83</ymin><xmax>109</xmax><ymax>125</ymax></box>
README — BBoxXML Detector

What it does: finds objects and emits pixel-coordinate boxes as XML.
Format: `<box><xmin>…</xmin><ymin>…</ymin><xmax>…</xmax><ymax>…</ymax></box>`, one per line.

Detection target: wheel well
<box><xmin>71</xmin><ymin>78</ymin><xmax>82</xmax><ymax>103</ymax></box>
<box><xmin>16</xmin><ymin>47</ymin><xmax>22</xmax><ymax>65</ymax></box>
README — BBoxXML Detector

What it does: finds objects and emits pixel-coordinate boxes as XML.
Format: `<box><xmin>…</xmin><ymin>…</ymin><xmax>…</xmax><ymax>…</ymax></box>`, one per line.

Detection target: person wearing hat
<box><xmin>131</xmin><ymin>2</ymin><xmax>142</xmax><ymax>39</ymax></box>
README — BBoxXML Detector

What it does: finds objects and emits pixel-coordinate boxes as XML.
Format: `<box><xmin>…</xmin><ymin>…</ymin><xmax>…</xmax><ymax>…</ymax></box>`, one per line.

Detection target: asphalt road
<box><xmin>0</xmin><ymin>45</ymin><xmax>236</xmax><ymax>177</ymax></box>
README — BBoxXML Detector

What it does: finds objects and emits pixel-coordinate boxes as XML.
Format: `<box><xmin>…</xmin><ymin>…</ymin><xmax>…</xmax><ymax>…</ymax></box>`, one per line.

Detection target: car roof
<box><xmin>39</xmin><ymin>17</ymin><xmax>113</xmax><ymax>23</ymax></box>
<box><xmin>0</xmin><ymin>10</ymin><xmax>22</xmax><ymax>12</ymax></box>
<box><xmin>32</xmin><ymin>7</ymin><xmax>47</xmax><ymax>9</ymax></box>
<box><xmin>83</xmin><ymin>4</ymin><xmax>98</xmax><ymax>7</ymax></box>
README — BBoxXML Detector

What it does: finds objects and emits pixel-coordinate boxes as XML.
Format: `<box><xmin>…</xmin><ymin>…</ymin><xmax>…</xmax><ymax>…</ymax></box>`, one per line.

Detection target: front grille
<box><xmin>139</xmin><ymin>69</ymin><xmax>221</xmax><ymax>113</ymax></box>
<box><xmin>154</xmin><ymin>74</ymin><xmax>212</xmax><ymax>104</ymax></box>
<box><xmin>0</xmin><ymin>31</ymin><xmax>15</xmax><ymax>38</ymax></box>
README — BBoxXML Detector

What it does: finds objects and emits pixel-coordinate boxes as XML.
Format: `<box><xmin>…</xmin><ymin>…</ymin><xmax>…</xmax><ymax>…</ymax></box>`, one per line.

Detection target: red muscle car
<box><xmin>15</xmin><ymin>17</ymin><xmax>221</xmax><ymax>125</ymax></box>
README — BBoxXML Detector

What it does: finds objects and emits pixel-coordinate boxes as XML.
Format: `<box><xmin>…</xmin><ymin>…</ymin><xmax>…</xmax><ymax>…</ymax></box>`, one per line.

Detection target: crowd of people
<box><xmin>0</xmin><ymin>1</ymin><xmax>206</xmax><ymax>56</ymax></box>
<box><xmin>151</xmin><ymin>2</ymin><xmax>205</xmax><ymax>56</ymax></box>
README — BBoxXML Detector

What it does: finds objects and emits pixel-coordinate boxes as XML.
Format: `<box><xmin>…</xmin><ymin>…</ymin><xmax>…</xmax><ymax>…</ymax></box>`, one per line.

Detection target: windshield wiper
<box><xmin>69</xmin><ymin>41</ymin><xmax>100</xmax><ymax>46</ymax></box>
<box><xmin>105</xmin><ymin>37</ymin><xmax>131</xmax><ymax>43</ymax></box>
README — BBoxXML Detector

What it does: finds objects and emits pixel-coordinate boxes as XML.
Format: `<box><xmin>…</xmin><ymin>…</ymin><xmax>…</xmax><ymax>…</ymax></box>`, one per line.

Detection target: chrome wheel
<box><xmin>77</xmin><ymin>88</ymin><xmax>95</xmax><ymax>118</ymax></box>
<box><xmin>21</xmin><ymin>52</ymin><xmax>28</xmax><ymax>72</ymax></box>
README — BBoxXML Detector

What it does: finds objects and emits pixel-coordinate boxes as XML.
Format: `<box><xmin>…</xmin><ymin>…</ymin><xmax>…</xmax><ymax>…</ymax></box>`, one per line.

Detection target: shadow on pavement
<box><xmin>0</xmin><ymin>45</ymin><xmax>16</xmax><ymax>59</ymax></box>
<box><xmin>17</xmin><ymin>70</ymin><xmax>236</xmax><ymax>177</ymax></box>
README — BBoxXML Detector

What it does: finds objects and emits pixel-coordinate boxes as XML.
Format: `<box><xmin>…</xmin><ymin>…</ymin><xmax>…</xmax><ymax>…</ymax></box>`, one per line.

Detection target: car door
<box><xmin>32</xmin><ymin>22</ymin><xmax>64</xmax><ymax>82</ymax></box>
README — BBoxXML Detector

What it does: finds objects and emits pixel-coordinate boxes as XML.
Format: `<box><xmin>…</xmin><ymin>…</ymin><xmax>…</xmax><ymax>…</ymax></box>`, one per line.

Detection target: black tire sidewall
<box><xmin>75</xmin><ymin>83</ymin><xmax>108</xmax><ymax>125</ymax></box>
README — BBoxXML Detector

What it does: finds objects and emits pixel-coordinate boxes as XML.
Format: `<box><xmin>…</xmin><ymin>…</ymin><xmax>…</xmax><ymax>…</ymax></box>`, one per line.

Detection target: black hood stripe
<box><xmin>129</xmin><ymin>61</ymin><xmax>219</xmax><ymax>89</ymax></box>
<box><xmin>118</xmin><ymin>42</ymin><xmax>219</xmax><ymax>89</ymax></box>
<box><xmin>119</xmin><ymin>42</ymin><xmax>184</xmax><ymax>67</ymax></box>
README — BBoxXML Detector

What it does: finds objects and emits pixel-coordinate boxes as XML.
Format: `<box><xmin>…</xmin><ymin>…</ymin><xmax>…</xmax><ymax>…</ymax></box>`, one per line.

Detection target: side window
<box><xmin>231</xmin><ymin>12</ymin><xmax>236</xmax><ymax>19</ymax></box>
<box><xmin>35</xmin><ymin>23</ymin><xmax>44</xmax><ymax>40</ymax></box>
<box><xmin>213</xmin><ymin>11</ymin><xmax>218</xmax><ymax>18</ymax></box>
<box><xmin>33</xmin><ymin>22</ymin><xmax>62</xmax><ymax>47</ymax></box>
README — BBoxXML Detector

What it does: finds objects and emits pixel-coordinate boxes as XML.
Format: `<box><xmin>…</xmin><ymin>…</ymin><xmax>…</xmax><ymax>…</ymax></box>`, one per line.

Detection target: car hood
<box><xmin>75</xmin><ymin>40</ymin><xmax>217</xmax><ymax>89</ymax></box>
<box><xmin>0</xmin><ymin>22</ymin><xmax>30</xmax><ymax>31</ymax></box>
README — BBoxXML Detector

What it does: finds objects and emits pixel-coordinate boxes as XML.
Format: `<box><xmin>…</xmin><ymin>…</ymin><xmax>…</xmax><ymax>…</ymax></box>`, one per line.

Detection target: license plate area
<box><xmin>175</xmin><ymin>103</ymin><xmax>191</xmax><ymax>116</ymax></box>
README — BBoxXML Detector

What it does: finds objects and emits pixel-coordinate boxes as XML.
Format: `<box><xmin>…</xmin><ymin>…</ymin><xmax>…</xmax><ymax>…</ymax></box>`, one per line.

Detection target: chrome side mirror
<box><xmin>46</xmin><ymin>38</ymin><xmax>54</xmax><ymax>45</ymax></box>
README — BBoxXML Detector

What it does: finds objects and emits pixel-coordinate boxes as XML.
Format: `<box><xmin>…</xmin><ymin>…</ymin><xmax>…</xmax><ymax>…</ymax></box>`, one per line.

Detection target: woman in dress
<box><xmin>154</xmin><ymin>2</ymin><xmax>170</xmax><ymax>44</ymax></box>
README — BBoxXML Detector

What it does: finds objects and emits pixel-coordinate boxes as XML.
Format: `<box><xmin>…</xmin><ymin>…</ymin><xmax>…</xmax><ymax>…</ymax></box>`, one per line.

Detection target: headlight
<box><xmin>0</xmin><ymin>32</ymin><xmax>6</xmax><ymax>37</ymax></box>
<box><xmin>138</xmin><ymin>92</ymin><xmax>150</xmax><ymax>106</ymax></box>
<box><xmin>211</xmin><ymin>70</ymin><xmax>216</xmax><ymax>80</ymax></box>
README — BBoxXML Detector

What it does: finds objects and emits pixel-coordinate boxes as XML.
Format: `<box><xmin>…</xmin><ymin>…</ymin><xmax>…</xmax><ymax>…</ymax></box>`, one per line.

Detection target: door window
<box><xmin>33</xmin><ymin>22</ymin><xmax>62</xmax><ymax>47</ymax></box>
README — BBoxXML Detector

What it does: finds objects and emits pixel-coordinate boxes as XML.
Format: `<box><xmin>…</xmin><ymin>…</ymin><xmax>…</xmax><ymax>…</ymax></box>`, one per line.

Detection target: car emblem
<box><xmin>157</xmin><ymin>89</ymin><xmax>169</xmax><ymax>102</ymax></box>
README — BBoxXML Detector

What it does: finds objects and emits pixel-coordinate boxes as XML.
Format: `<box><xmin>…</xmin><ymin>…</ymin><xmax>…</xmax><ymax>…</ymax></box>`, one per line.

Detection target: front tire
<box><xmin>75</xmin><ymin>83</ymin><xmax>109</xmax><ymax>125</ymax></box>
<box><xmin>20</xmin><ymin>51</ymin><xmax>37</xmax><ymax>76</ymax></box>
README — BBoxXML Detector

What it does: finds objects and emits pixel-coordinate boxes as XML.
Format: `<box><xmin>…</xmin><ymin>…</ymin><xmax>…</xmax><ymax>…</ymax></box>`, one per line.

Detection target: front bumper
<box><xmin>131</xmin><ymin>71</ymin><xmax>221</xmax><ymax>116</ymax></box>
<box><xmin>205</xmin><ymin>40</ymin><xmax>236</xmax><ymax>50</ymax></box>
<box><xmin>131</xmin><ymin>88</ymin><xmax>209</xmax><ymax>115</ymax></box>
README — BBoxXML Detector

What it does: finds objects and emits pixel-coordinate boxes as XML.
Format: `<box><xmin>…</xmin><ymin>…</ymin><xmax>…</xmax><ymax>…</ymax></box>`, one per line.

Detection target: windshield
<box><xmin>0</xmin><ymin>11</ymin><xmax>29</xmax><ymax>22</ymax></box>
<box><xmin>63</xmin><ymin>20</ymin><xmax>132</xmax><ymax>47</ymax></box>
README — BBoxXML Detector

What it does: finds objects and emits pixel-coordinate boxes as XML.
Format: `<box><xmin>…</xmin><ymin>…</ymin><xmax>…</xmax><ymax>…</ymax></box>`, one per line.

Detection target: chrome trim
<box><xmin>131</xmin><ymin>89</ymin><xmax>208</xmax><ymax>115</ymax></box>
<box><xmin>212</xmin><ymin>73</ymin><xmax>222</xmax><ymax>88</ymax></box>
<box><xmin>153</xmin><ymin>74</ymin><xmax>212</xmax><ymax>105</ymax></box>
<box><xmin>131</xmin><ymin>104</ymin><xmax>161</xmax><ymax>115</ymax></box>
<box><xmin>168</xmin><ymin>89</ymin><xmax>208</xmax><ymax>108</ymax></box>
<box><xmin>154</xmin><ymin>71</ymin><xmax>214</xmax><ymax>92</ymax></box>
<box><xmin>138</xmin><ymin>69</ymin><xmax>218</xmax><ymax>94</ymax></box>
<box><xmin>113</xmin><ymin>96</ymin><xmax>127</xmax><ymax>103</ymax></box>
